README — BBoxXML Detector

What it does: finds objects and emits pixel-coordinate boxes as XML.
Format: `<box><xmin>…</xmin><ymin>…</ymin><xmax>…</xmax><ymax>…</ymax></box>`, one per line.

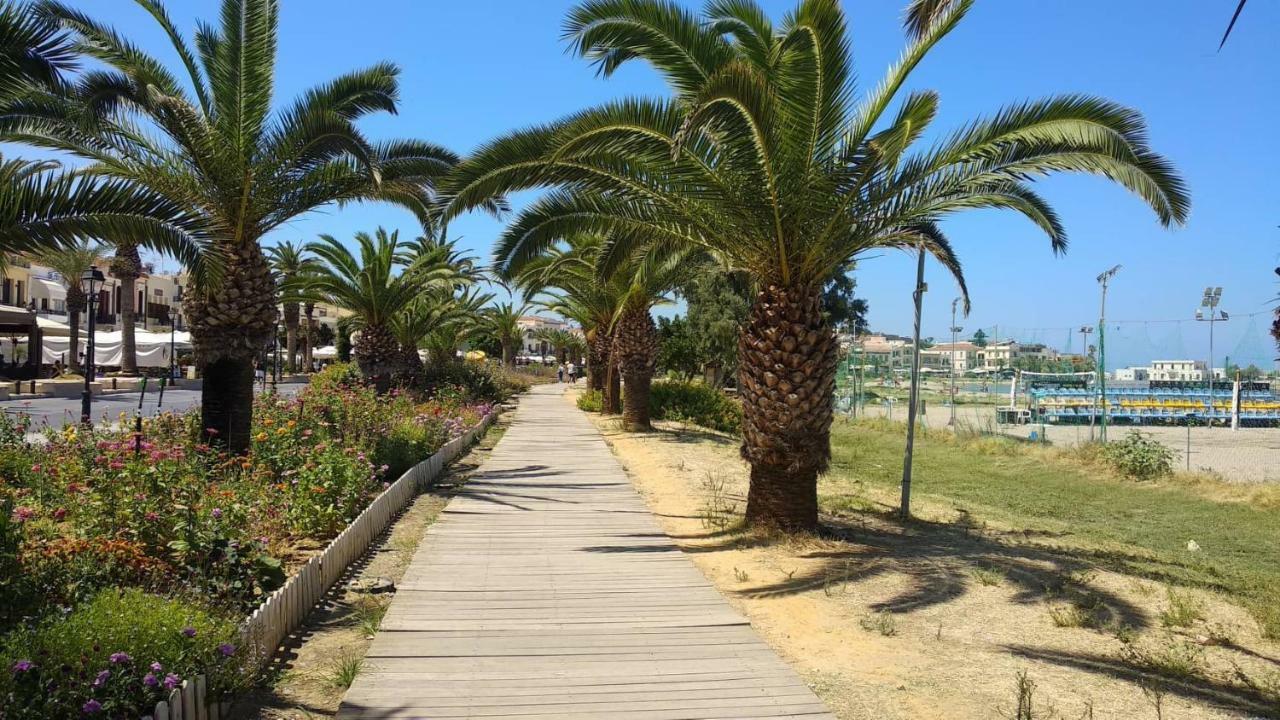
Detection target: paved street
<box><xmin>2</xmin><ymin>381</ymin><xmax>306</xmax><ymax>432</ymax></box>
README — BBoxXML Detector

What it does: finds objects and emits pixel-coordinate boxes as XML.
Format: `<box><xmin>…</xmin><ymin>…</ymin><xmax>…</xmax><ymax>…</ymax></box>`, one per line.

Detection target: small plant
<box><xmin>999</xmin><ymin>670</ymin><xmax>1054</xmax><ymax>720</ymax></box>
<box><xmin>1100</xmin><ymin>431</ymin><xmax>1176</xmax><ymax>480</ymax></box>
<box><xmin>971</xmin><ymin>565</ymin><xmax>1005</xmax><ymax>587</ymax></box>
<box><xmin>1121</xmin><ymin>636</ymin><xmax>1205</xmax><ymax>680</ymax></box>
<box><xmin>349</xmin><ymin>596</ymin><xmax>388</xmax><ymax>638</ymax></box>
<box><xmin>576</xmin><ymin>389</ymin><xmax>604</xmax><ymax>412</ymax></box>
<box><xmin>1112</xmin><ymin>623</ymin><xmax>1137</xmax><ymax>645</ymax></box>
<box><xmin>324</xmin><ymin>652</ymin><xmax>364</xmax><ymax>690</ymax></box>
<box><xmin>859</xmin><ymin>612</ymin><xmax>897</xmax><ymax>637</ymax></box>
<box><xmin>698</xmin><ymin>472</ymin><xmax>739</xmax><ymax>531</ymax></box>
<box><xmin>1159</xmin><ymin>587</ymin><xmax>1203</xmax><ymax>628</ymax></box>
<box><xmin>1048</xmin><ymin>604</ymin><xmax>1092</xmax><ymax>629</ymax></box>
<box><xmin>733</xmin><ymin>567</ymin><xmax>750</xmax><ymax>582</ymax></box>
<box><xmin>1140</xmin><ymin>682</ymin><xmax>1166</xmax><ymax>720</ymax></box>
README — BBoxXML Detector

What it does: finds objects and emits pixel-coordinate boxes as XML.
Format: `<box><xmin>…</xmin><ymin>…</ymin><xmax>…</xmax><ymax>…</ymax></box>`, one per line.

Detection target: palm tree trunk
<box><xmin>111</xmin><ymin>244</ymin><xmax>142</xmax><ymax>375</ymax></box>
<box><xmin>283</xmin><ymin>302</ymin><xmax>299</xmax><ymax>373</ymax></box>
<box><xmin>737</xmin><ymin>284</ymin><xmax>836</xmax><ymax>533</ymax></box>
<box><xmin>614</xmin><ymin>305</ymin><xmax>658</xmax><ymax>431</ymax></box>
<box><xmin>302</xmin><ymin>303</ymin><xmax>315</xmax><ymax>372</ymax></box>
<box><xmin>354</xmin><ymin>322</ymin><xmax>398</xmax><ymax>393</ymax></box>
<box><xmin>587</xmin><ymin>328</ymin><xmax>609</xmax><ymax>392</ymax></box>
<box><xmin>604</xmin><ymin>357</ymin><xmax>621</xmax><ymax>414</ymax></box>
<box><xmin>65</xmin><ymin>287</ymin><xmax>84</xmax><ymax>373</ymax></box>
<box><xmin>185</xmin><ymin>243</ymin><xmax>277</xmax><ymax>453</ymax></box>
<box><xmin>502</xmin><ymin>341</ymin><xmax>515</xmax><ymax>368</ymax></box>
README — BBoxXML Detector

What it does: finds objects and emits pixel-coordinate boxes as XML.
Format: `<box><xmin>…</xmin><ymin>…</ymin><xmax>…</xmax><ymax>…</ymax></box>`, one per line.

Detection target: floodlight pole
<box><xmin>1079</xmin><ymin>326</ymin><xmax>1095</xmax><ymax>440</ymax></box>
<box><xmin>1195</xmin><ymin>287</ymin><xmax>1226</xmax><ymax>424</ymax></box>
<box><xmin>1096</xmin><ymin>265</ymin><xmax>1120</xmax><ymax>442</ymax></box>
<box><xmin>901</xmin><ymin>245</ymin><xmax>927</xmax><ymax>521</ymax></box>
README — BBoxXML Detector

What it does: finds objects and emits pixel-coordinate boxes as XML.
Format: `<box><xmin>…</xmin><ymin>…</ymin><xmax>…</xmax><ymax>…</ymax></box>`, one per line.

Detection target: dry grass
<box><xmin>586</xmin><ymin>401</ymin><xmax>1280</xmax><ymax>720</ymax></box>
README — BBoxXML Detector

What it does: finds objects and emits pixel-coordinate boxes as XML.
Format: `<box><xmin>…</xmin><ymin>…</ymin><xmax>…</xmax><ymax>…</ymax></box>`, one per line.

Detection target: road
<box><xmin>3</xmin><ymin>381</ymin><xmax>306</xmax><ymax>432</ymax></box>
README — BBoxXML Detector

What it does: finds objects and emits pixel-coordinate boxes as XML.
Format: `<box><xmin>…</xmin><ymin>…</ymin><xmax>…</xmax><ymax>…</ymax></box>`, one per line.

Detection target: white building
<box><xmin>1114</xmin><ymin>366</ymin><xmax>1150</xmax><ymax>382</ymax></box>
<box><xmin>517</xmin><ymin>315</ymin><xmax>573</xmax><ymax>358</ymax></box>
<box><xmin>1148</xmin><ymin>360</ymin><xmax>1207</xmax><ymax>382</ymax></box>
<box><xmin>920</xmin><ymin>341</ymin><xmax>978</xmax><ymax>372</ymax></box>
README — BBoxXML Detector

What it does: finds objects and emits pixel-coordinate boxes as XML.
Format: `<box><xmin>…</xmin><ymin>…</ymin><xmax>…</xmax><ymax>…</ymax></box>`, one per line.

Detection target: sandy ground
<box><xmin>569</xmin><ymin>388</ymin><xmax>1280</xmax><ymax>720</ymax></box>
<box><xmin>232</xmin><ymin>410</ymin><xmax>513</xmax><ymax>719</ymax></box>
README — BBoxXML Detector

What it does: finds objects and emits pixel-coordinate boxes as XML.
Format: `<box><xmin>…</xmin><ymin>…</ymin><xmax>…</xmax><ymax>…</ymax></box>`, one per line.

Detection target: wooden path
<box><xmin>338</xmin><ymin>385</ymin><xmax>835</xmax><ymax>719</ymax></box>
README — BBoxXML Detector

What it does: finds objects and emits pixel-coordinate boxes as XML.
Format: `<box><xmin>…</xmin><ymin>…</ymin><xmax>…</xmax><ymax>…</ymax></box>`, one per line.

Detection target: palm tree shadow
<box><xmin>1004</xmin><ymin>645</ymin><xmax>1280</xmax><ymax>718</ymax></box>
<box><xmin>670</xmin><ymin>504</ymin><xmax>1225</xmax><ymax>633</ymax></box>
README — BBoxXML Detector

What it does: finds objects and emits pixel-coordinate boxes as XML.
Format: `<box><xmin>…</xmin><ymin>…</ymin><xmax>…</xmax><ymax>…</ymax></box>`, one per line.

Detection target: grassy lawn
<box><xmin>824</xmin><ymin>418</ymin><xmax>1280</xmax><ymax>637</ymax></box>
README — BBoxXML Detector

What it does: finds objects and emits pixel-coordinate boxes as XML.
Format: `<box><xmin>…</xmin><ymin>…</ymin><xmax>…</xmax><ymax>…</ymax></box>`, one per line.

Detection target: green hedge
<box><xmin>651</xmin><ymin>381</ymin><xmax>742</xmax><ymax>434</ymax></box>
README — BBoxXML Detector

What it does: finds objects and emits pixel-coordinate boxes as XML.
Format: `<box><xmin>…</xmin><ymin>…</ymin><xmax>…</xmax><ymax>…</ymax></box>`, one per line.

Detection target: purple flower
<box><xmin>92</xmin><ymin>669</ymin><xmax>110</xmax><ymax>687</ymax></box>
<box><xmin>143</xmin><ymin>673</ymin><xmax>158</xmax><ymax>687</ymax></box>
<box><xmin>11</xmin><ymin>660</ymin><xmax>33</xmax><ymax>673</ymax></box>
<box><xmin>149</xmin><ymin>662</ymin><xmax>163</xmax><ymax>672</ymax></box>
<box><xmin>162</xmin><ymin>673</ymin><xmax>181</xmax><ymax>690</ymax></box>
<box><xmin>211</xmin><ymin>508</ymin><xmax>223</xmax><ymax>519</ymax></box>
<box><xmin>217</xmin><ymin>643</ymin><xmax>235</xmax><ymax>657</ymax></box>
<box><xmin>82</xmin><ymin>699</ymin><xmax>102</xmax><ymax>715</ymax></box>
<box><xmin>109</xmin><ymin>652</ymin><xmax>131</xmax><ymax>664</ymax></box>
<box><xmin>181</xmin><ymin>627</ymin><xmax>197</xmax><ymax>638</ymax></box>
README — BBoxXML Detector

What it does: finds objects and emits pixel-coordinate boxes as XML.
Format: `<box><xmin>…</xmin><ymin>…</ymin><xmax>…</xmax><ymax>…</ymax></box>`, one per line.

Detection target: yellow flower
<box><xmin>262</xmin><ymin>418</ymin><xmax>275</xmax><ymax>427</ymax></box>
<box><xmin>286</xmin><ymin>420</ymin><xmax>297</xmax><ymax>429</ymax></box>
<box><xmin>255</xmin><ymin>432</ymin><xmax>269</xmax><ymax>442</ymax></box>
<box><xmin>275</xmin><ymin>427</ymin><xmax>288</xmax><ymax>436</ymax></box>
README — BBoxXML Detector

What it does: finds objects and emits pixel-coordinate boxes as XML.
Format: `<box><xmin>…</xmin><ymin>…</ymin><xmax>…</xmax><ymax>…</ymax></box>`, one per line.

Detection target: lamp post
<box><xmin>901</xmin><ymin>244</ymin><xmax>927</xmax><ymax>521</ymax></box>
<box><xmin>1096</xmin><ymin>265</ymin><xmax>1121</xmax><ymax>442</ymax></box>
<box><xmin>1195</xmin><ymin>286</ymin><xmax>1227</xmax><ymax>420</ymax></box>
<box><xmin>79</xmin><ymin>266</ymin><xmax>105</xmax><ymax>426</ymax></box>
<box><xmin>948</xmin><ymin>297</ymin><xmax>962</xmax><ymax>426</ymax></box>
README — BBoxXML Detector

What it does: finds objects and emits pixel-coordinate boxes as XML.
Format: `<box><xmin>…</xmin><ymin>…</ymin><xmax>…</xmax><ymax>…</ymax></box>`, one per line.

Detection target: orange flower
<box><xmin>255</xmin><ymin>432</ymin><xmax>269</xmax><ymax>442</ymax></box>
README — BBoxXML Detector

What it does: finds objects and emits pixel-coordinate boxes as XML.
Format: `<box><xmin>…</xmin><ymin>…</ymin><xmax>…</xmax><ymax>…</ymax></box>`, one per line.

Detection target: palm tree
<box><xmin>447</xmin><ymin>0</ymin><xmax>1189</xmax><ymax>531</ymax></box>
<box><xmin>306</xmin><ymin>228</ymin><xmax>466</xmax><ymax>391</ymax></box>
<box><xmin>6</xmin><ymin>0</ymin><xmax>471</xmax><ymax>452</ymax></box>
<box><xmin>36</xmin><ymin>238</ymin><xmax>104</xmax><ymax>373</ymax></box>
<box><xmin>481</xmin><ymin>301</ymin><xmax>530</xmax><ymax>368</ymax></box>
<box><xmin>417</xmin><ymin>286</ymin><xmax>492</xmax><ymax>369</ymax></box>
<box><xmin>266</xmin><ymin>241</ymin><xmax>319</xmax><ymax>373</ymax></box>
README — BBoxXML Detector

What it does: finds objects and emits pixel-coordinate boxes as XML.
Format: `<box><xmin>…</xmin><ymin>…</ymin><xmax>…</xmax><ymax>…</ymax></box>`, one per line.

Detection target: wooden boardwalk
<box><xmin>338</xmin><ymin>385</ymin><xmax>834</xmax><ymax>719</ymax></box>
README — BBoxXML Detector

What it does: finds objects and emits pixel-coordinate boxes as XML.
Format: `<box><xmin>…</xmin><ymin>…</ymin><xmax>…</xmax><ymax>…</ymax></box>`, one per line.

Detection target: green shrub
<box><xmin>577</xmin><ymin>389</ymin><xmax>605</xmax><ymax>412</ymax></box>
<box><xmin>375</xmin><ymin>419</ymin><xmax>446</xmax><ymax>480</ymax></box>
<box><xmin>651</xmin><ymin>381</ymin><xmax>742</xmax><ymax>434</ymax></box>
<box><xmin>1100</xmin><ymin>431</ymin><xmax>1176</xmax><ymax>480</ymax></box>
<box><xmin>420</xmin><ymin>361</ymin><xmax>513</xmax><ymax>403</ymax></box>
<box><xmin>0</xmin><ymin>589</ymin><xmax>246</xmax><ymax>719</ymax></box>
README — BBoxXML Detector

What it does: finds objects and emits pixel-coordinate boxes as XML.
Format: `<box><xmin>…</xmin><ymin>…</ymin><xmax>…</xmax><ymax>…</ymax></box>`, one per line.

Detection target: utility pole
<box><xmin>900</xmin><ymin>245</ymin><xmax>927</xmax><ymax>521</ymax></box>
<box><xmin>1096</xmin><ymin>265</ymin><xmax>1120</xmax><ymax>442</ymax></box>
<box><xmin>948</xmin><ymin>297</ymin><xmax>962</xmax><ymax>426</ymax></box>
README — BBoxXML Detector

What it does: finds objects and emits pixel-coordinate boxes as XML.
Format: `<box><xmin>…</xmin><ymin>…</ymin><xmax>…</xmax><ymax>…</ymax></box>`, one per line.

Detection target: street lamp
<box><xmin>79</xmin><ymin>266</ymin><xmax>105</xmax><ymax>426</ymax></box>
<box><xmin>1096</xmin><ymin>265</ymin><xmax>1121</xmax><ymax>441</ymax></box>
<box><xmin>1195</xmin><ymin>286</ymin><xmax>1227</xmax><ymax>406</ymax></box>
<box><xmin>948</xmin><ymin>297</ymin><xmax>963</xmax><ymax>426</ymax></box>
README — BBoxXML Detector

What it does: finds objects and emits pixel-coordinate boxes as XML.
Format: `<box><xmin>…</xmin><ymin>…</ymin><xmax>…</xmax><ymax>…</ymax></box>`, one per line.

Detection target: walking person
<box><xmin>567</xmin><ymin>361</ymin><xmax>577</xmax><ymax>384</ymax></box>
<box><xmin>557</xmin><ymin>362</ymin><xmax>566</xmax><ymax>384</ymax></box>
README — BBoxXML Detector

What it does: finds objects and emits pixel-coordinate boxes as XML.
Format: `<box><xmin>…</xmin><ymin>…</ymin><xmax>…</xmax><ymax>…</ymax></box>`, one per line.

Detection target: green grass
<box><xmin>824</xmin><ymin>419</ymin><xmax>1280</xmax><ymax>637</ymax></box>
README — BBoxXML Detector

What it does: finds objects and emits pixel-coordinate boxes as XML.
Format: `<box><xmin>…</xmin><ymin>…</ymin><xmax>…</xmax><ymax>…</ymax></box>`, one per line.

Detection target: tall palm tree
<box><xmin>447</xmin><ymin>0</ymin><xmax>1189</xmax><ymax>531</ymax></box>
<box><xmin>533</xmin><ymin>326</ymin><xmax>586</xmax><ymax>364</ymax></box>
<box><xmin>5</xmin><ymin>0</ymin><xmax>472</xmax><ymax>452</ymax></box>
<box><xmin>36</xmin><ymin>238</ymin><xmax>104</xmax><ymax>373</ymax></box>
<box><xmin>266</xmin><ymin>241</ymin><xmax>318</xmax><ymax>373</ymax></box>
<box><xmin>481</xmin><ymin>301</ymin><xmax>530</xmax><ymax>368</ymax></box>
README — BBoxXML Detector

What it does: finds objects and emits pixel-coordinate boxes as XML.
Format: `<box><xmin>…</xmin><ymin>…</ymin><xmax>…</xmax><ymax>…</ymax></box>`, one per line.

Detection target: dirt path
<box><xmin>231</xmin><ymin>410</ymin><xmax>513</xmax><ymax>719</ymax></box>
<box><xmin>577</xmin><ymin>391</ymin><xmax>1279</xmax><ymax>720</ymax></box>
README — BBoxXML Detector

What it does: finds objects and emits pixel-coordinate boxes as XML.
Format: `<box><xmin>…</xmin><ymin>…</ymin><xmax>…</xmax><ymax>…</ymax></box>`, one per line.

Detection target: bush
<box><xmin>1100</xmin><ymin>431</ymin><xmax>1176</xmax><ymax>480</ymax></box>
<box><xmin>0</xmin><ymin>589</ymin><xmax>246</xmax><ymax>719</ymax></box>
<box><xmin>420</xmin><ymin>361</ymin><xmax>513</xmax><ymax>403</ymax></box>
<box><xmin>577</xmin><ymin>389</ymin><xmax>605</xmax><ymax>412</ymax></box>
<box><xmin>651</xmin><ymin>381</ymin><xmax>742</xmax><ymax>434</ymax></box>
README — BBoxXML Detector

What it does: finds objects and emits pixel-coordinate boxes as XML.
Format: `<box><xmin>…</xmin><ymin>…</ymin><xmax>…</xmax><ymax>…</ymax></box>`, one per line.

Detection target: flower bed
<box><xmin>0</xmin><ymin>365</ymin><xmax>493</xmax><ymax>718</ymax></box>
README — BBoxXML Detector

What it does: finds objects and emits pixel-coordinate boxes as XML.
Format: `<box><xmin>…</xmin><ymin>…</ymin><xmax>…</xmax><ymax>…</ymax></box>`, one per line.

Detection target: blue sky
<box><xmin>95</xmin><ymin>1</ymin><xmax>1280</xmax><ymax>366</ymax></box>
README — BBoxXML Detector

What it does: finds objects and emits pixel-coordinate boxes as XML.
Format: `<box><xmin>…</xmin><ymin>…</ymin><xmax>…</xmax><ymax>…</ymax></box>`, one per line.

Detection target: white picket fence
<box><xmin>147</xmin><ymin>411</ymin><xmax>496</xmax><ymax>720</ymax></box>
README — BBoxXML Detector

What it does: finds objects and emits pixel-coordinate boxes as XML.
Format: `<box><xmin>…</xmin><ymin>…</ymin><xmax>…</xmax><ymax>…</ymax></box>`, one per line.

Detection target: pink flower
<box><xmin>29</xmin><ymin>464</ymin><xmax>41</xmax><ymax>473</ymax></box>
<box><xmin>108</xmin><ymin>460</ymin><xmax>125</xmax><ymax>470</ymax></box>
<box><xmin>12</xmin><ymin>506</ymin><xmax>34</xmax><ymax>523</ymax></box>
<box><xmin>145</xmin><ymin>511</ymin><xmax>159</xmax><ymax>522</ymax></box>
<box><xmin>53</xmin><ymin>507</ymin><xmax>66</xmax><ymax>520</ymax></box>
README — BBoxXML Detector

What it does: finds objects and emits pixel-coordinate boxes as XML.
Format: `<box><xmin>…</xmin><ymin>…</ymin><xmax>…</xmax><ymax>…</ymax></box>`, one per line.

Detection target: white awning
<box><xmin>31</xmin><ymin>277</ymin><xmax>66</xmax><ymax>301</ymax></box>
<box><xmin>36</xmin><ymin>315</ymin><xmax>71</xmax><ymax>337</ymax></box>
<box><xmin>312</xmin><ymin>345</ymin><xmax>338</xmax><ymax>359</ymax></box>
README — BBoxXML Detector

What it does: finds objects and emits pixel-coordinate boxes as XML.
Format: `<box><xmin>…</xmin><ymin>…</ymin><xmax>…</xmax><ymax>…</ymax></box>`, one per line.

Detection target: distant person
<box><xmin>567</xmin><ymin>361</ymin><xmax>577</xmax><ymax>384</ymax></box>
<box><xmin>557</xmin><ymin>363</ymin><xmax>566</xmax><ymax>383</ymax></box>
